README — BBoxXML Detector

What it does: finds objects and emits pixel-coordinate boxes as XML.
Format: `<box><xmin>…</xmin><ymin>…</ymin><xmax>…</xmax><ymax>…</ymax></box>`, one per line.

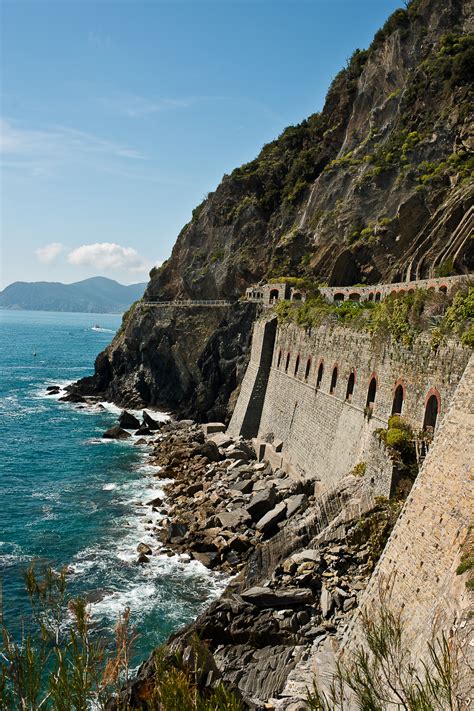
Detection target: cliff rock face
<box><xmin>74</xmin><ymin>0</ymin><xmax>473</xmax><ymax>417</ymax></box>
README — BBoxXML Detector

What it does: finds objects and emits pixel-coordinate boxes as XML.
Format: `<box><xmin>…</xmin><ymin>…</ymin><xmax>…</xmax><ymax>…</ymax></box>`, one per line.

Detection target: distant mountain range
<box><xmin>0</xmin><ymin>277</ymin><xmax>147</xmax><ymax>313</ymax></box>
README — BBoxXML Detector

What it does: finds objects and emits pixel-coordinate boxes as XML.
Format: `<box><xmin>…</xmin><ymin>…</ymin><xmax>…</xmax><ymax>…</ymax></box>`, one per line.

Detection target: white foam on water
<box><xmin>102</xmin><ymin>483</ymin><xmax>118</xmax><ymax>491</ymax></box>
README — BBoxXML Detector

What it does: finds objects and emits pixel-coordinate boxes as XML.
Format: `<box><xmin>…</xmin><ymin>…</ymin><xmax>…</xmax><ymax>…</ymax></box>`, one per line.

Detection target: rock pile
<box><xmin>144</xmin><ymin>421</ymin><xmax>313</xmax><ymax>574</ymax></box>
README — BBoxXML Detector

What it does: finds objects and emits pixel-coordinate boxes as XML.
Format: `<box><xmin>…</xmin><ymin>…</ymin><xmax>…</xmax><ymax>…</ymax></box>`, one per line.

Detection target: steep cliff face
<box><xmin>73</xmin><ymin>0</ymin><xmax>473</xmax><ymax>417</ymax></box>
<box><xmin>148</xmin><ymin>0</ymin><xmax>473</xmax><ymax>299</ymax></box>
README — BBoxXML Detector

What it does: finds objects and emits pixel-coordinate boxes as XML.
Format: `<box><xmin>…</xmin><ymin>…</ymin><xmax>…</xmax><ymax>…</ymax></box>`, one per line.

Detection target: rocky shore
<box><xmin>94</xmin><ymin>406</ymin><xmax>398</xmax><ymax>709</ymax></box>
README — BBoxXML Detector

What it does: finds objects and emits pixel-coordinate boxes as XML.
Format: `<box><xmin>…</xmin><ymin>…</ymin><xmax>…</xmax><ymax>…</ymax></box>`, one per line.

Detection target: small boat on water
<box><xmin>91</xmin><ymin>324</ymin><xmax>102</xmax><ymax>331</ymax></box>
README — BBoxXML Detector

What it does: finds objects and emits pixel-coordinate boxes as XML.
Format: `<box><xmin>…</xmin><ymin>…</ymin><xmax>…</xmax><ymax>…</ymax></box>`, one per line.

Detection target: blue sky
<box><xmin>1</xmin><ymin>0</ymin><xmax>402</xmax><ymax>288</ymax></box>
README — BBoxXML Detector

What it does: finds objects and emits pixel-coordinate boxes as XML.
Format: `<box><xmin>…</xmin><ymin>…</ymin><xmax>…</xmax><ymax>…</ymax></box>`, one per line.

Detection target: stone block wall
<box><xmin>230</xmin><ymin>316</ymin><xmax>470</xmax><ymax>492</ymax></box>
<box><xmin>342</xmin><ymin>356</ymin><xmax>473</xmax><ymax>691</ymax></box>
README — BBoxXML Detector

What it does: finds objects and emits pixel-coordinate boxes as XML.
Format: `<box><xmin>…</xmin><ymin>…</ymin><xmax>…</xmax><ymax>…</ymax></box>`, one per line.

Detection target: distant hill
<box><xmin>0</xmin><ymin>277</ymin><xmax>147</xmax><ymax>313</ymax></box>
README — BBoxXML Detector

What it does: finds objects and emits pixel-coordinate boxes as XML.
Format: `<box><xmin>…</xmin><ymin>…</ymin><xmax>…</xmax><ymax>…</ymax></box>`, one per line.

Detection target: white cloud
<box><xmin>67</xmin><ymin>242</ymin><xmax>153</xmax><ymax>273</ymax></box>
<box><xmin>100</xmin><ymin>94</ymin><xmax>193</xmax><ymax>118</ymax></box>
<box><xmin>35</xmin><ymin>242</ymin><xmax>65</xmax><ymax>264</ymax></box>
<box><xmin>0</xmin><ymin>118</ymin><xmax>144</xmax><ymax>163</ymax></box>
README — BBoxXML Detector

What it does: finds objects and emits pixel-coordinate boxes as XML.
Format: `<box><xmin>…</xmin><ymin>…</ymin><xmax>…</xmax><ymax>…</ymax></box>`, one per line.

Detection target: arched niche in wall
<box><xmin>292</xmin><ymin>291</ymin><xmax>302</xmax><ymax>301</ymax></box>
<box><xmin>285</xmin><ymin>352</ymin><xmax>291</xmax><ymax>373</ymax></box>
<box><xmin>294</xmin><ymin>354</ymin><xmax>300</xmax><ymax>376</ymax></box>
<box><xmin>316</xmin><ymin>360</ymin><xmax>324</xmax><ymax>390</ymax></box>
<box><xmin>366</xmin><ymin>375</ymin><xmax>377</xmax><ymax>411</ymax></box>
<box><xmin>330</xmin><ymin>365</ymin><xmax>338</xmax><ymax>394</ymax></box>
<box><xmin>439</xmin><ymin>285</ymin><xmax>448</xmax><ymax>294</ymax></box>
<box><xmin>348</xmin><ymin>292</ymin><xmax>361</xmax><ymax>302</ymax></box>
<box><xmin>304</xmin><ymin>358</ymin><xmax>311</xmax><ymax>381</ymax></box>
<box><xmin>269</xmin><ymin>289</ymin><xmax>280</xmax><ymax>302</ymax></box>
<box><xmin>345</xmin><ymin>370</ymin><xmax>355</xmax><ymax>402</ymax></box>
<box><xmin>276</xmin><ymin>349</ymin><xmax>282</xmax><ymax>368</ymax></box>
<box><xmin>375</xmin><ymin>292</ymin><xmax>382</xmax><ymax>302</ymax></box>
<box><xmin>423</xmin><ymin>389</ymin><xmax>440</xmax><ymax>430</ymax></box>
<box><xmin>334</xmin><ymin>292</ymin><xmax>345</xmax><ymax>302</ymax></box>
<box><xmin>391</xmin><ymin>381</ymin><xmax>405</xmax><ymax>415</ymax></box>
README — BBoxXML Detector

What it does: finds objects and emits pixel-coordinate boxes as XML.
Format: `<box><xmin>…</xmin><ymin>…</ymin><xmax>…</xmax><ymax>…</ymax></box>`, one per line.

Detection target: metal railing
<box><xmin>138</xmin><ymin>299</ymin><xmax>232</xmax><ymax>307</ymax></box>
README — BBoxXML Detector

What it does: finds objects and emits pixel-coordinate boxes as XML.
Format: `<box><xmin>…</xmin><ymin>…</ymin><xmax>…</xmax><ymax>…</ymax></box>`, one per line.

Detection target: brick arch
<box><xmin>333</xmin><ymin>292</ymin><xmax>345</xmax><ymax>302</ymax></box>
<box><xmin>304</xmin><ymin>357</ymin><xmax>312</xmax><ymax>381</ymax></box>
<box><xmin>439</xmin><ymin>284</ymin><xmax>448</xmax><ymax>294</ymax></box>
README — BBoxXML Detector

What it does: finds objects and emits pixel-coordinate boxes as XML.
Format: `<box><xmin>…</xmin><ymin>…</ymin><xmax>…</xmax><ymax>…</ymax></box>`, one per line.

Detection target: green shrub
<box><xmin>351</xmin><ymin>462</ymin><xmax>367</xmax><ymax>477</ymax></box>
<box><xmin>456</xmin><ymin>555</ymin><xmax>473</xmax><ymax>575</ymax></box>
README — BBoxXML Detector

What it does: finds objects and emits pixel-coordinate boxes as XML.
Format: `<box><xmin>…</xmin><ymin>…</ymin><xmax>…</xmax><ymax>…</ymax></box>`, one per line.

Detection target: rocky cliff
<box><xmin>72</xmin><ymin>0</ymin><xmax>473</xmax><ymax>418</ymax></box>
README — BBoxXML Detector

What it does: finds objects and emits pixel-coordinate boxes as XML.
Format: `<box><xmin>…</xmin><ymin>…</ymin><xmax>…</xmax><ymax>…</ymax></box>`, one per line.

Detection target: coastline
<box><xmin>60</xmin><ymin>390</ymin><xmax>387</xmax><ymax>709</ymax></box>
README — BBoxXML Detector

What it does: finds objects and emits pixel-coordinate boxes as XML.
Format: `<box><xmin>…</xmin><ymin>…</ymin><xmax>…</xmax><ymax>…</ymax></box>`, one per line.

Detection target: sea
<box><xmin>0</xmin><ymin>309</ymin><xmax>226</xmax><ymax>663</ymax></box>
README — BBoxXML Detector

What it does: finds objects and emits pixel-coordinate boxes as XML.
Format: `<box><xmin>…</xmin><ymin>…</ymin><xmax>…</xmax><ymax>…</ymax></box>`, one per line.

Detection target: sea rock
<box><xmin>102</xmin><ymin>426</ymin><xmax>131</xmax><ymax>440</ymax></box>
<box><xmin>241</xmin><ymin>586</ymin><xmax>313</xmax><ymax>608</ymax></box>
<box><xmin>119</xmin><ymin>410</ymin><xmax>141</xmax><ymax>429</ymax></box>
<box><xmin>136</xmin><ymin>553</ymin><xmax>150</xmax><ymax>564</ymax></box>
<box><xmin>143</xmin><ymin>411</ymin><xmax>161</xmax><ymax>430</ymax></box>
<box><xmin>137</xmin><ymin>542</ymin><xmax>152</xmax><ymax>554</ymax></box>
<box><xmin>135</xmin><ymin>426</ymin><xmax>151</xmax><ymax>436</ymax></box>
<box><xmin>256</xmin><ymin>502</ymin><xmax>287</xmax><ymax>534</ymax></box>
<box><xmin>46</xmin><ymin>385</ymin><xmax>60</xmax><ymax>391</ymax></box>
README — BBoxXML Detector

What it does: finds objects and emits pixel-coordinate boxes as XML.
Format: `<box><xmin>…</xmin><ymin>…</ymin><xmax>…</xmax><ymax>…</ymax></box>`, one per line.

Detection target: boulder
<box><xmin>208</xmin><ymin>432</ymin><xmax>233</xmax><ymax>448</ymax></box>
<box><xmin>241</xmin><ymin>586</ymin><xmax>313</xmax><ymax>608</ymax></box>
<box><xmin>142</xmin><ymin>411</ymin><xmax>161</xmax><ymax>430</ymax></box>
<box><xmin>230</xmin><ymin>479</ymin><xmax>254</xmax><ymax>494</ymax></box>
<box><xmin>192</xmin><ymin>551</ymin><xmax>220</xmax><ymax>568</ymax></box>
<box><xmin>146</xmin><ymin>495</ymin><xmax>163</xmax><ymax>507</ymax></box>
<box><xmin>193</xmin><ymin>440</ymin><xmax>221</xmax><ymax>462</ymax></box>
<box><xmin>102</xmin><ymin>426</ymin><xmax>131</xmax><ymax>440</ymax></box>
<box><xmin>291</xmin><ymin>549</ymin><xmax>321</xmax><ymax>565</ymax></box>
<box><xmin>202</xmin><ymin>422</ymin><xmax>226</xmax><ymax>435</ymax></box>
<box><xmin>225</xmin><ymin>448</ymin><xmax>249</xmax><ymax>463</ymax></box>
<box><xmin>46</xmin><ymin>385</ymin><xmax>60</xmax><ymax>392</ymax></box>
<box><xmin>136</xmin><ymin>553</ymin><xmax>150</xmax><ymax>564</ymax></box>
<box><xmin>59</xmin><ymin>392</ymin><xmax>86</xmax><ymax>403</ymax></box>
<box><xmin>118</xmin><ymin>410</ymin><xmax>141</xmax><ymax>429</ymax></box>
<box><xmin>137</xmin><ymin>542</ymin><xmax>152</xmax><ymax>555</ymax></box>
<box><xmin>134</xmin><ymin>426</ymin><xmax>151</xmax><ymax>436</ymax></box>
<box><xmin>256</xmin><ymin>502</ymin><xmax>287</xmax><ymax>534</ymax></box>
<box><xmin>320</xmin><ymin>584</ymin><xmax>334</xmax><ymax>618</ymax></box>
<box><xmin>217</xmin><ymin>509</ymin><xmax>252</xmax><ymax>530</ymax></box>
<box><xmin>246</xmin><ymin>487</ymin><xmax>278</xmax><ymax>521</ymax></box>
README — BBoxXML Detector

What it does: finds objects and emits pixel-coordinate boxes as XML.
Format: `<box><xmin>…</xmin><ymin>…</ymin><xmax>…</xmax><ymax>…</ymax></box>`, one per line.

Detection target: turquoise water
<box><xmin>0</xmin><ymin>310</ymin><xmax>225</xmax><ymax>661</ymax></box>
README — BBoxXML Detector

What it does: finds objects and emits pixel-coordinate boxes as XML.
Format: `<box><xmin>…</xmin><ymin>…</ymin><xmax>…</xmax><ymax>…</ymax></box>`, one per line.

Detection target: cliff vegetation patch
<box><xmin>275</xmin><ymin>284</ymin><xmax>474</xmax><ymax>349</ymax></box>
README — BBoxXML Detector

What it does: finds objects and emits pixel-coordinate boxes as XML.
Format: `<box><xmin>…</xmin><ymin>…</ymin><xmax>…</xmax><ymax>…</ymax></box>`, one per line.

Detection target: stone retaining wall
<box><xmin>341</xmin><ymin>356</ymin><xmax>474</xmax><ymax>697</ymax></box>
<box><xmin>230</xmin><ymin>317</ymin><xmax>470</xmax><ymax>493</ymax></box>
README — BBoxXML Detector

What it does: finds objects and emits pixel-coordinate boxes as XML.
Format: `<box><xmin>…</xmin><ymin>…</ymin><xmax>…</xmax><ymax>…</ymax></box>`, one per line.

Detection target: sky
<box><xmin>1</xmin><ymin>0</ymin><xmax>402</xmax><ymax>289</ymax></box>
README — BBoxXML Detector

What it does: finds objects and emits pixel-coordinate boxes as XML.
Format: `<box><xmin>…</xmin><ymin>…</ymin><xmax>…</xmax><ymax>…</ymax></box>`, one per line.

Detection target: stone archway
<box><xmin>423</xmin><ymin>389</ymin><xmax>440</xmax><ymax>430</ymax></box>
<box><xmin>391</xmin><ymin>383</ymin><xmax>405</xmax><ymax>415</ymax></box>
